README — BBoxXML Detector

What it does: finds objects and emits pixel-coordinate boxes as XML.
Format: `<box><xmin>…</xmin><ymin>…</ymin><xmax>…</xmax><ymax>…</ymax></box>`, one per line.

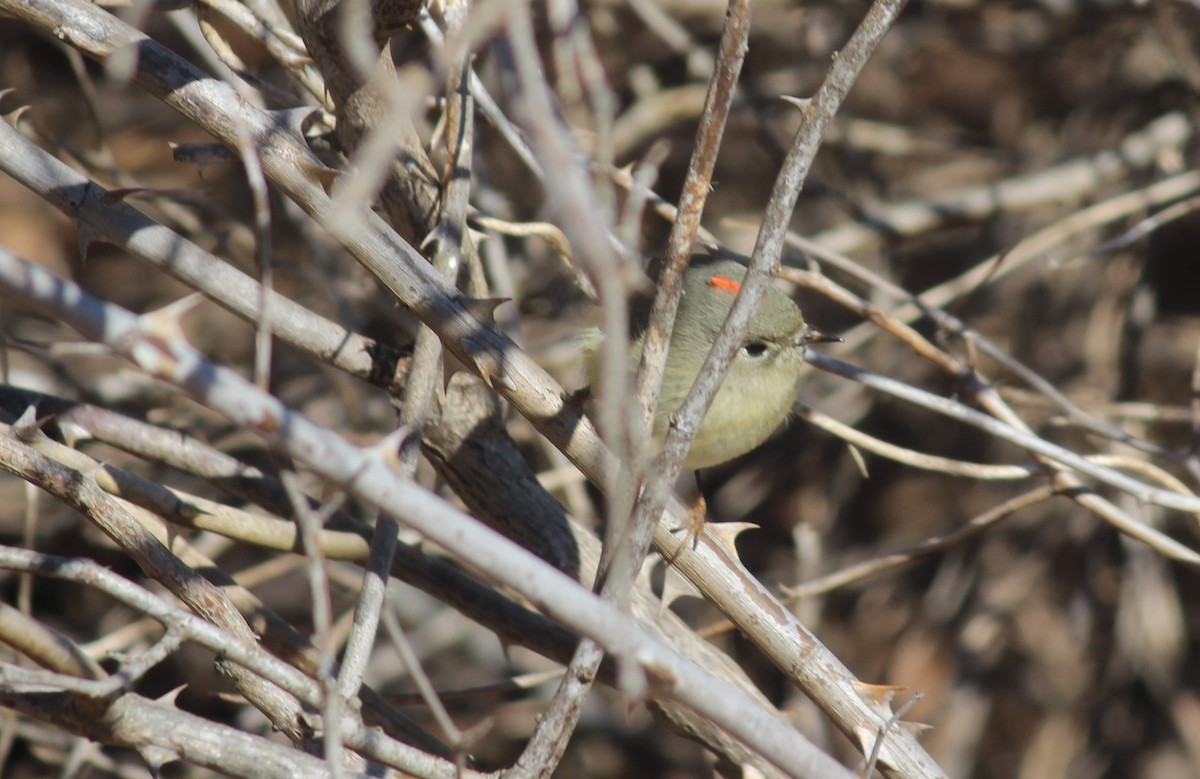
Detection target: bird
<box><xmin>581</xmin><ymin>256</ymin><xmax>835</xmax><ymax>546</ymax></box>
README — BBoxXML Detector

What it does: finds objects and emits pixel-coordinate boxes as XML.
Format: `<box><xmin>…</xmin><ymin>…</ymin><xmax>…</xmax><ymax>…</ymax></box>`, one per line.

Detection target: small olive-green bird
<box><xmin>584</xmin><ymin>256</ymin><xmax>829</xmax><ymax>469</ymax></box>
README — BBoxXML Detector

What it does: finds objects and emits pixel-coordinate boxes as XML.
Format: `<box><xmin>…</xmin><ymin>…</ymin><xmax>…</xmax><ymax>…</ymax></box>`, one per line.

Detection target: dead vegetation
<box><xmin>0</xmin><ymin>0</ymin><xmax>1199</xmax><ymax>777</ymax></box>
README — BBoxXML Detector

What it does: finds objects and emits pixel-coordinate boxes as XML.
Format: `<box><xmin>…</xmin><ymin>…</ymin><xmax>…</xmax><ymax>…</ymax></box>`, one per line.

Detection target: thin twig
<box><xmin>283</xmin><ymin>472</ymin><xmax>346</xmax><ymax>779</ymax></box>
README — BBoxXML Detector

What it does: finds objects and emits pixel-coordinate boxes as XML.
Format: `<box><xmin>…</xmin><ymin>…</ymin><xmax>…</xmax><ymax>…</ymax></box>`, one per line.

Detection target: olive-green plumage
<box><xmin>584</xmin><ymin>256</ymin><xmax>811</xmax><ymax>469</ymax></box>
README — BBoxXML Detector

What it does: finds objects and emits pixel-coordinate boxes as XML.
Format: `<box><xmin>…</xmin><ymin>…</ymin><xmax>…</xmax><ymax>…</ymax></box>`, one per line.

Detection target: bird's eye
<box><xmin>741</xmin><ymin>341</ymin><xmax>769</xmax><ymax>358</ymax></box>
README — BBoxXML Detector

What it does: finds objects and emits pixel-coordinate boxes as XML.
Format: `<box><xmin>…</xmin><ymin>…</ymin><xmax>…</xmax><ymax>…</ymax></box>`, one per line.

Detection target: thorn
<box><xmin>3</xmin><ymin>103</ymin><xmax>32</xmax><ymax>126</ymax></box>
<box><xmin>847</xmin><ymin>443</ymin><xmax>869</xmax><ymax>478</ymax></box>
<box><xmin>300</xmin><ymin>159</ymin><xmax>340</xmax><ymax>191</ymax></box>
<box><xmin>101</xmin><ymin>187</ymin><xmax>152</xmax><ymax>205</ymax></box>
<box><xmin>658</xmin><ymin>565</ymin><xmax>702</xmax><ymax>619</ymax></box>
<box><xmin>853</xmin><ymin>724</ymin><xmax>883</xmax><ymax>759</ymax></box>
<box><xmin>140</xmin><ymin>293</ymin><xmax>205</xmax><ymax>342</ymax></box>
<box><xmin>76</xmin><ymin>223</ymin><xmax>98</xmax><ymax>264</ymax></box>
<box><xmin>497</xmin><ymin>635</ymin><xmax>518</xmax><ymax>666</ymax></box>
<box><xmin>561</xmin><ymin>386</ymin><xmax>591</xmax><ymax>413</ymax></box>
<box><xmin>138</xmin><ymin>744</ymin><xmax>180</xmax><ymax>776</ymax></box>
<box><xmin>12</xmin><ymin>406</ymin><xmax>42</xmax><ymax>442</ymax></box>
<box><xmin>853</xmin><ymin>680</ymin><xmax>905</xmax><ymax>701</ymax></box>
<box><xmin>466</xmin><ymin>224</ymin><xmax>489</xmax><ymax>246</ymax></box>
<box><xmin>268</xmin><ymin>106</ymin><xmax>319</xmax><ymax>136</ymax></box>
<box><xmin>368</xmin><ymin>424</ymin><xmax>413</xmax><ymax>468</ymax></box>
<box><xmin>474</xmin><ymin>366</ymin><xmax>494</xmax><ymax>391</ymax></box>
<box><xmin>458</xmin><ymin>336</ymin><xmax>515</xmax><ymax>391</ymax></box>
<box><xmin>705</xmin><ymin>521</ymin><xmax>759</xmax><ymax>554</ymax></box>
<box><xmin>902</xmin><ymin>721</ymin><xmax>934</xmax><ymax>736</ymax></box>
<box><xmin>441</xmin><ymin>358</ymin><xmax>466</xmax><ymax>391</ymax></box>
<box><xmin>459</xmin><ymin>296</ymin><xmax>509</xmax><ymax>328</ymax></box>
<box><xmin>298</xmin><ymin>709</ymin><xmax>324</xmax><ymax>736</ymax></box>
<box><xmin>779</xmin><ymin>95</ymin><xmax>812</xmax><ymax>112</ymax></box>
<box><xmin>155</xmin><ymin>684</ymin><xmax>188</xmax><ymax>706</ymax></box>
<box><xmin>56</xmin><ymin>420</ymin><xmax>92</xmax><ymax>448</ymax></box>
<box><xmin>852</xmin><ymin>681</ymin><xmax>907</xmax><ymax>718</ymax></box>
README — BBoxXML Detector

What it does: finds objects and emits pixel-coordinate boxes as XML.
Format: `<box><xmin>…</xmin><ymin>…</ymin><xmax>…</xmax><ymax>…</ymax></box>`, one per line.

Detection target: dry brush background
<box><xmin>0</xmin><ymin>0</ymin><xmax>1200</xmax><ymax>777</ymax></box>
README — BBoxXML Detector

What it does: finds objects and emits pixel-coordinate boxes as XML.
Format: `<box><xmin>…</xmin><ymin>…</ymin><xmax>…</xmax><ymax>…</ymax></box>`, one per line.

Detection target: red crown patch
<box><xmin>708</xmin><ymin>275</ymin><xmax>741</xmax><ymax>294</ymax></box>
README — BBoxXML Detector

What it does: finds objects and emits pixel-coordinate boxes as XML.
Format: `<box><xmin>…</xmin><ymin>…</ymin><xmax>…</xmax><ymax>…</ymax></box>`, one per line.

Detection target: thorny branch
<box><xmin>1</xmin><ymin>1</ymin><xmax>1199</xmax><ymax>778</ymax></box>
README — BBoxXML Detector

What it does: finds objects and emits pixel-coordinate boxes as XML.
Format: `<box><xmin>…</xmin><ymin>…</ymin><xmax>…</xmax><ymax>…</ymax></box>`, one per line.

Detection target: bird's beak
<box><xmin>800</xmin><ymin>327</ymin><xmax>842</xmax><ymax>346</ymax></box>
